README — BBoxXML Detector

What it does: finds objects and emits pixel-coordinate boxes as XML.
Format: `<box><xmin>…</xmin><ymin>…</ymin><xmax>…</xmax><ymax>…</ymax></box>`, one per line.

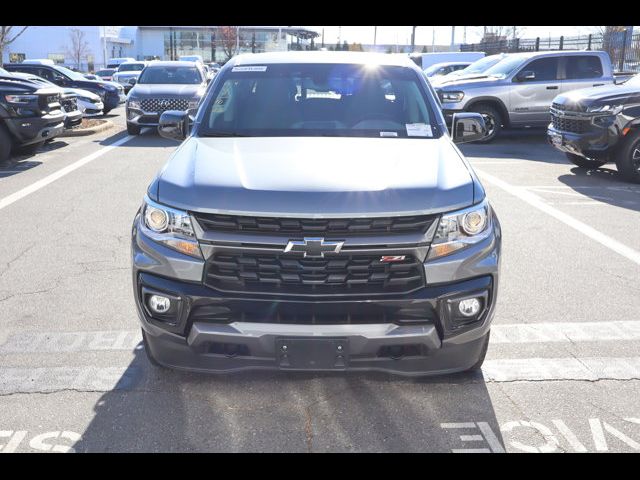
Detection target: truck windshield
<box><xmin>54</xmin><ymin>66</ymin><xmax>88</xmax><ymax>81</ymax></box>
<box><xmin>483</xmin><ymin>55</ymin><xmax>527</xmax><ymax>78</ymax></box>
<box><xmin>457</xmin><ymin>55</ymin><xmax>503</xmax><ymax>75</ymax></box>
<box><xmin>138</xmin><ymin>66</ymin><xmax>202</xmax><ymax>84</ymax></box>
<box><xmin>199</xmin><ymin>63</ymin><xmax>439</xmax><ymax>139</ymax></box>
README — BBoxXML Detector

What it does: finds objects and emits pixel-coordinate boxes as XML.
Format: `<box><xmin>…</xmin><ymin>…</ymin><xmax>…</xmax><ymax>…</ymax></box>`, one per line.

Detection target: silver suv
<box><xmin>435</xmin><ymin>50</ymin><xmax>618</xmax><ymax>142</ymax></box>
<box><xmin>131</xmin><ymin>52</ymin><xmax>502</xmax><ymax>376</ymax></box>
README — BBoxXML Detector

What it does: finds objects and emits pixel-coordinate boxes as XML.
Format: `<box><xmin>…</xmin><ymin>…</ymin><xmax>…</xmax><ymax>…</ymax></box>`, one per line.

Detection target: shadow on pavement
<box><xmin>97</xmin><ymin>128</ymin><xmax>177</xmax><ymax>148</ymax></box>
<box><xmin>74</xmin><ymin>346</ymin><xmax>503</xmax><ymax>452</ymax></box>
<box><xmin>460</xmin><ymin>128</ymin><xmax>569</xmax><ymax>164</ymax></box>
<box><xmin>0</xmin><ymin>159</ymin><xmax>42</xmax><ymax>178</ymax></box>
<box><xmin>557</xmin><ymin>167</ymin><xmax>640</xmax><ymax>213</ymax></box>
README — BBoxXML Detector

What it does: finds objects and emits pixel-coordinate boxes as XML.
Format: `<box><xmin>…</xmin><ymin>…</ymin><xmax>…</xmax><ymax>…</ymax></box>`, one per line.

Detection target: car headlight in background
<box><xmin>440</xmin><ymin>91</ymin><xmax>465</xmax><ymax>103</ymax></box>
<box><xmin>140</xmin><ymin>196</ymin><xmax>202</xmax><ymax>258</ymax></box>
<box><xmin>127</xmin><ymin>98</ymin><xmax>141</xmax><ymax>109</ymax></box>
<box><xmin>5</xmin><ymin>94</ymin><xmax>38</xmax><ymax>104</ymax></box>
<box><xmin>427</xmin><ymin>199</ymin><xmax>492</xmax><ymax>259</ymax></box>
<box><xmin>586</xmin><ymin>104</ymin><xmax>623</xmax><ymax>114</ymax></box>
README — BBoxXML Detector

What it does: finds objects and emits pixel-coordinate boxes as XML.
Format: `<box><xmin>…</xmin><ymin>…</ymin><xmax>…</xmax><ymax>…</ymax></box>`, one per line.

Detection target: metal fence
<box><xmin>461</xmin><ymin>32</ymin><xmax>640</xmax><ymax>72</ymax></box>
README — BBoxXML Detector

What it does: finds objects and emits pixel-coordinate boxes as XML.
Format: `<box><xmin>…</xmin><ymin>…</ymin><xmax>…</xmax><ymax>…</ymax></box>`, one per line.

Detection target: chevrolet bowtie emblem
<box><xmin>284</xmin><ymin>237</ymin><xmax>344</xmax><ymax>258</ymax></box>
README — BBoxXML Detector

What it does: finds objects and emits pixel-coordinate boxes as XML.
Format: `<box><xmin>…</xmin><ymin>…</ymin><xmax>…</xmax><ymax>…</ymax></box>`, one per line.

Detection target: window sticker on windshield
<box><xmin>231</xmin><ymin>66</ymin><xmax>268</xmax><ymax>72</ymax></box>
<box><xmin>380</xmin><ymin>131</ymin><xmax>398</xmax><ymax>137</ymax></box>
<box><xmin>406</xmin><ymin>123</ymin><xmax>433</xmax><ymax>137</ymax></box>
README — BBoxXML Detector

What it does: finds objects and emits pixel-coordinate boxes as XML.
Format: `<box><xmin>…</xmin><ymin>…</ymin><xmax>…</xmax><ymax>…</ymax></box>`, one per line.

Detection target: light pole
<box><xmin>373</xmin><ymin>26</ymin><xmax>377</xmax><ymax>47</ymax></box>
<box><xmin>411</xmin><ymin>26</ymin><xmax>416</xmax><ymax>52</ymax></box>
<box><xmin>450</xmin><ymin>26</ymin><xmax>456</xmax><ymax>50</ymax></box>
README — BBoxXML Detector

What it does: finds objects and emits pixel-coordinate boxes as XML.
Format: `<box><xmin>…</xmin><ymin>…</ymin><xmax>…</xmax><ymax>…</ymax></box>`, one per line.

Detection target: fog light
<box><xmin>149</xmin><ymin>295</ymin><xmax>171</xmax><ymax>314</ymax></box>
<box><xmin>458</xmin><ymin>298</ymin><xmax>481</xmax><ymax>317</ymax></box>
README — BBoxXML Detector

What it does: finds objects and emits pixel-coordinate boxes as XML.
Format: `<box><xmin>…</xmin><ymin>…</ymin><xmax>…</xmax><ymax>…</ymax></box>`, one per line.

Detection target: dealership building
<box><xmin>2</xmin><ymin>26</ymin><xmax>320</xmax><ymax>71</ymax></box>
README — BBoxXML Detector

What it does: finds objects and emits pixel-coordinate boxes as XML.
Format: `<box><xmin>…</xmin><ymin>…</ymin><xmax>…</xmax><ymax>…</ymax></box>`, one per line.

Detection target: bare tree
<box><xmin>63</xmin><ymin>28</ymin><xmax>92</xmax><ymax>70</ymax></box>
<box><xmin>0</xmin><ymin>26</ymin><xmax>29</xmax><ymax>63</ymax></box>
<box><xmin>219</xmin><ymin>26</ymin><xmax>239</xmax><ymax>61</ymax></box>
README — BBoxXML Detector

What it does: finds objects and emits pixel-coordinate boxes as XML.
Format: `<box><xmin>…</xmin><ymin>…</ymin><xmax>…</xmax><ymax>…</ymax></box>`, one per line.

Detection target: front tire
<box><xmin>127</xmin><ymin>123</ymin><xmax>141</xmax><ymax>135</ymax></box>
<box><xmin>565</xmin><ymin>152</ymin><xmax>606</xmax><ymax>169</ymax></box>
<box><xmin>468</xmin><ymin>104</ymin><xmax>503</xmax><ymax>143</ymax></box>
<box><xmin>615</xmin><ymin>130</ymin><xmax>640</xmax><ymax>184</ymax></box>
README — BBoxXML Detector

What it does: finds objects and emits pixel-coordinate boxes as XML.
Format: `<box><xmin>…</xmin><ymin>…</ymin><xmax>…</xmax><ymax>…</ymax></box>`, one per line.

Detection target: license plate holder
<box><xmin>276</xmin><ymin>338</ymin><xmax>348</xmax><ymax>370</ymax></box>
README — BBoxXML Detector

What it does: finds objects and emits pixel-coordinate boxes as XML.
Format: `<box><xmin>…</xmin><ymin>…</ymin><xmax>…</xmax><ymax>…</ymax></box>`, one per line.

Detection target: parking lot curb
<box><xmin>58</xmin><ymin>120</ymin><xmax>115</xmax><ymax>137</ymax></box>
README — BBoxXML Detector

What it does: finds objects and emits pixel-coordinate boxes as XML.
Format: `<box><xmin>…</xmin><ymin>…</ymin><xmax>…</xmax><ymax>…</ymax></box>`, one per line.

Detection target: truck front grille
<box><xmin>61</xmin><ymin>97</ymin><xmax>78</xmax><ymax>113</ymax></box>
<box><xmin>551</xmin><ymin>112</ymin><xmax>591</xmax><ymax>134</ymax></box>
<box><xmin>204</xmin><ymin>251</ymin><xmax>425</xmax><ymax>295</ymax></box>
<box><xmin>193</xmin><ymin>213</ymin><xmax>437</xmax><ymax>237</ymax></box>
<box><xmin>140</xmin><ymin>97</ymin><xmax>189</xmax><ymax>112</ymax></box>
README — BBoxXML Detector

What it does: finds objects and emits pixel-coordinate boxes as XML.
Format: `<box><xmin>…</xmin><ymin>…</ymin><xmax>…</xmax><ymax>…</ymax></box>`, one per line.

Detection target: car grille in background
<box><xmin>204</xmin><ymin>252</ymin><xmax>425</xmax><ymax>295</ymax></box>
<box><xmin>193</xmin><ymin>213</ymin><xmax>437</xmax><ymax>236</ymax></box>
<box><xmin>40</xmin><ymin>93</ymin><xmax>60</xmax><ymax>110</ymax></box>
<box><xmin>140</xmin><ymin>98</ymin><xmax>189</xmax><ymax>112</ymax></box>
<box><xmin>551</xmin><ymin>112</ymin><xmax>591</xmax><ymax>134</ymax></box>
<box><xmin>60</xmin><ymin>97</ymin><xmax>78</xmax><ymax>113</ymax></box>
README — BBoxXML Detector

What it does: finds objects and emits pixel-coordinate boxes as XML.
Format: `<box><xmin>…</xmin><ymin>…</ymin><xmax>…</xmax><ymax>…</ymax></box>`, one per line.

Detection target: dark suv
<box><xmin>4</xmin><ymin>62</ymin><xmax>125</xmax><ymax>114</ymax></box>
<box><xmin>125</xmin><ymin>61</ymin><xmax>208</xmax><ymax>135</ymax></box>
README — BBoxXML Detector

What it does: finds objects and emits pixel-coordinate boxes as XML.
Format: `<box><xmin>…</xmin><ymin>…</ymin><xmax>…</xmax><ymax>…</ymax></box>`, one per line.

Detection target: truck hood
<box><xmin>432</xmin><ymin>73</ymin><xmax>494</xmax><ymax>87</ymax></box>
<box><xmin>155</xmin><ymin>136</ymin><xmax>475</xmax><ymax>217</ymax></box>
<box><xmin>437</xmin><ymin>75</ymin><xmax>502</xmax><ymax>90</ymax></box>
<box><xmin>130</xmin><ymin>84</ymin><xmax>204</xmax><ymax>97</ymax></box>
<box><xmin>553</xmin><ymin>83</ymin><xmax>640</xmax><ymax>110</ymax></box>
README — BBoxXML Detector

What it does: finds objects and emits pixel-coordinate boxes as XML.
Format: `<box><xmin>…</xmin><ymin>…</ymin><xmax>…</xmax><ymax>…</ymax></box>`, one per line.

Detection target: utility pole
<box><xmin>513</xmin><ymin>26</ymin><xmax>516</xmax><ymax>39</ymax></box>
<box><xmin>373</xmin><ymin>26</ymin><xmax>377</xmax><ymax>46</ymax></box>
<box><xmin>450</xmin><ymin>26</ymin><xmax>456</xmax><ymax>50</ymax></box>
<box><xmin>322</xmin><ymin>28</ymin><xmax>325</xmax><ymax>48</ymax></box>
<box><xmin>463</xmin><ymin>26</ymin><xmax>467</xmax><ymax>44</ymax></box>
<box><xmin>236</xmin><ymin>26</ymin><xmax>240</xmax><ymax>54</ymax></box>
<box><xmin>431</xmin><ymin>27</ymin><xmax>435</xmax><ymax>52</ymax></box>
<box><xmin>411</xmin><ymin>26</ymin><xmax>416</xmax><ymax>52</ymax></box>
<box><xmin>101</xmin><ymin>26</ymin><xmax>107</xmax><ymax>68</ymax></box>
<box><xmin>338</xmin><ymin>26</ymin><xmax>341</xmax><ymax>45</ymax></box>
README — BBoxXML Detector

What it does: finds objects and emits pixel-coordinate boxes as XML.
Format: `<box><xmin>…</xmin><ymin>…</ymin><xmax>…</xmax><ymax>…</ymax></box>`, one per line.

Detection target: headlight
<box><xmin>140</xmin><ymin>196</ymin><xmax>202</xmax><ymax>258</ymax></box>
<box><xmin>128</xmin><ymin>98</ymin><xmax>141</xmax><ymax>109</ymax></box>
<box><xmin>441</xmin><ymin>91</ymin><xmax>465</xmax><ymax>103</ymax></box>
<box><xmin>586</xmin><ymin>104</ymin><xmax>623</xmax><ymax>114</ymax></box>
<box><xmin>427</xmin><ymin>199</ymin><xmax>492</xmax><ymax>260</ymax></box>
<box><xmin>5</xmin><ymin>94</ymin><xmax>38</xmax><ymax>104</ymax></box>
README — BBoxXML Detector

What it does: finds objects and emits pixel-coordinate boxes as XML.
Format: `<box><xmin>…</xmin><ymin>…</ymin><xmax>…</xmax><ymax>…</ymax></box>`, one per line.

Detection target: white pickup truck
<box><xmin>434</xmin><ymin>50</ymin><xmax>635</xmax><ymax>142</ymax></box>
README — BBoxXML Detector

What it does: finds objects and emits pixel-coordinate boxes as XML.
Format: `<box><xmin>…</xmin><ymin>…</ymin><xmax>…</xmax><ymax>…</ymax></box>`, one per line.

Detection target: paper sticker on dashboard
<box><xmin>232</xmin><ymin>66</ymin><xmax>268</xmax><ymax>72</ymax></box>
<box><xmin>406</xmin><ymin>123</ymin><xmax>433</xmax><ymax>137</ymax></box>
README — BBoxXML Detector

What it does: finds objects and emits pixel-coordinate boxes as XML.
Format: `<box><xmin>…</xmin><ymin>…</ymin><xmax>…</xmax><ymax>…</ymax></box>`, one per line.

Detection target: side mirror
<box><xmin>452</xmin><ymin>112</ymin><xmax>487</xmax><ymax>144</ymax></box>
<box><xmin>128</xmin><ymin>78</ymin><xmax>137</xmax><ymax>86</ymax></box>
<box><xmin>158</xmin><ymin>110</ymin><xmax>190</xmax><ymax>141</ymax></box>
<box><xmin>518</xmin><ymin>70</ymin><xmax>536</xmax><ymax>81</ymax></box>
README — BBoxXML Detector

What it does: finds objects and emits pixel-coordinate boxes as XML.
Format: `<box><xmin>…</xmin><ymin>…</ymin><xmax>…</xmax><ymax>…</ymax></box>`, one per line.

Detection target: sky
<box><xmin>309</xmin><ymin>26</ymin><xmax>607</xmax><ymax>46</ymax></box>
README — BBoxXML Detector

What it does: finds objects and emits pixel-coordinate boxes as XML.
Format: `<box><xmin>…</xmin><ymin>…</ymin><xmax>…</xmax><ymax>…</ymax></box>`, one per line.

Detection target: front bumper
<box><xmin>127</xmin><ymin>108</ymin><xmax>160</xmax><ymax>127</ymax></box>
<box><xmin>5</xmin><ymin>112</ymin><xmax>66</xmax><ymax>146</ymax></box>
<box><xmin>547</xmin><ymin>124</ymin><xmax>617</xmax><ymax>159</ymax></box>
<box><xmin>64</xmin><ymin>109</ymin><xmax>83</xmax><ymax>129</ymax></box>
<box><xmin>131</xmin><ymin>211</ymin><xmax>501</xmax><ymax>376</ymax></box>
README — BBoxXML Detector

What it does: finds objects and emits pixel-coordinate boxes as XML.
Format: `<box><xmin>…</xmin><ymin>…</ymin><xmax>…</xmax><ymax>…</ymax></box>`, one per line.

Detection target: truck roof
<box><xmin>506</xmin><ymin>50</ymin><xmax>608</xmax><ymax>59</ymax></box>
<box><xmin>231</xmin><ymin>51</ymin><xmax>417</xmax><ymax>68</ymax></box>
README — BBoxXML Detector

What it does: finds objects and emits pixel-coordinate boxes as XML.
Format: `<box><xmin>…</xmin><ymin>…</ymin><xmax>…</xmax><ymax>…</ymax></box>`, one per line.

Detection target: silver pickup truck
<box><xmin>435</xmin><ymin>50</ymin><xmax>634</xmax><ymax>142</ymax></box>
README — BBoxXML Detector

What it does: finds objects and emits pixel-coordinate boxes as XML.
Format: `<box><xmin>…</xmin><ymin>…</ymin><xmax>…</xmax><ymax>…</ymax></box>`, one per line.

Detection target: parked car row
<box><xmin>3</xmin><ymin>59</ymin><xmax>126</xmax><ymax>114</ymax></box>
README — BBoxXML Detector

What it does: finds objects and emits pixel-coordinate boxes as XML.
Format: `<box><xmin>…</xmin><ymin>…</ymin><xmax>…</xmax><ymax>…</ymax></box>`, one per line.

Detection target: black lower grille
<box><xmin>204</xmin><ymin>251</ymin><xmax>425</xmax><ymax>295</ymax></box>
<box><xmin>551</xmin><ymin>112</ymin><xmax>591</xmax><ymax>134</ymax></box>
<box><xmin>193</xmin><ymin>213</ymin><xmax>437</xmax><ymax>237</ymax></box>
<box><xmin>140</xmin><ymin>97</ymin><xmax>189</xmax><ymax>112</ymax></box>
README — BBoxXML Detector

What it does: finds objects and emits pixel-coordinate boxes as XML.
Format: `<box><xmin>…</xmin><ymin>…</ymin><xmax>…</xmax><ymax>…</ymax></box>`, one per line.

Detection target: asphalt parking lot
<box><xmin>1</xmin><ymin>110</ymin><xmax>639</xmax><ymax>453</ymax></box>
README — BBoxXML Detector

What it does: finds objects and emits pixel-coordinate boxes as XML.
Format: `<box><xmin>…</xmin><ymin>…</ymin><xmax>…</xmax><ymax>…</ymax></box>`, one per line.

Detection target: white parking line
<box><xmin>491</xmin><ymin>320</ymin><xmax>640</xmax><ymax>343</ymax></box>
<box><xmin>476</xmin><ymin>168</ymin><xmax>640</xmax><ymax>266</ymax></box>
<box><xmin>482</xmin><ymin>357</ymin><xmax>640</xmax><ymax>382</ymax></box>
<box><xmin>0</xmin><ymin>135</ymin><xmax>132</xmax><ymax>212</ymax></box>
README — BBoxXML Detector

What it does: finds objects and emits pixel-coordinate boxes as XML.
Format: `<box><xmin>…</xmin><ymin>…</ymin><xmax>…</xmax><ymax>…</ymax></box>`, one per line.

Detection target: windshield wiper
<box><xmin>200</xmin><ymin>132</ymin><xmax>252</xmax><ymax>137</ymax></box>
